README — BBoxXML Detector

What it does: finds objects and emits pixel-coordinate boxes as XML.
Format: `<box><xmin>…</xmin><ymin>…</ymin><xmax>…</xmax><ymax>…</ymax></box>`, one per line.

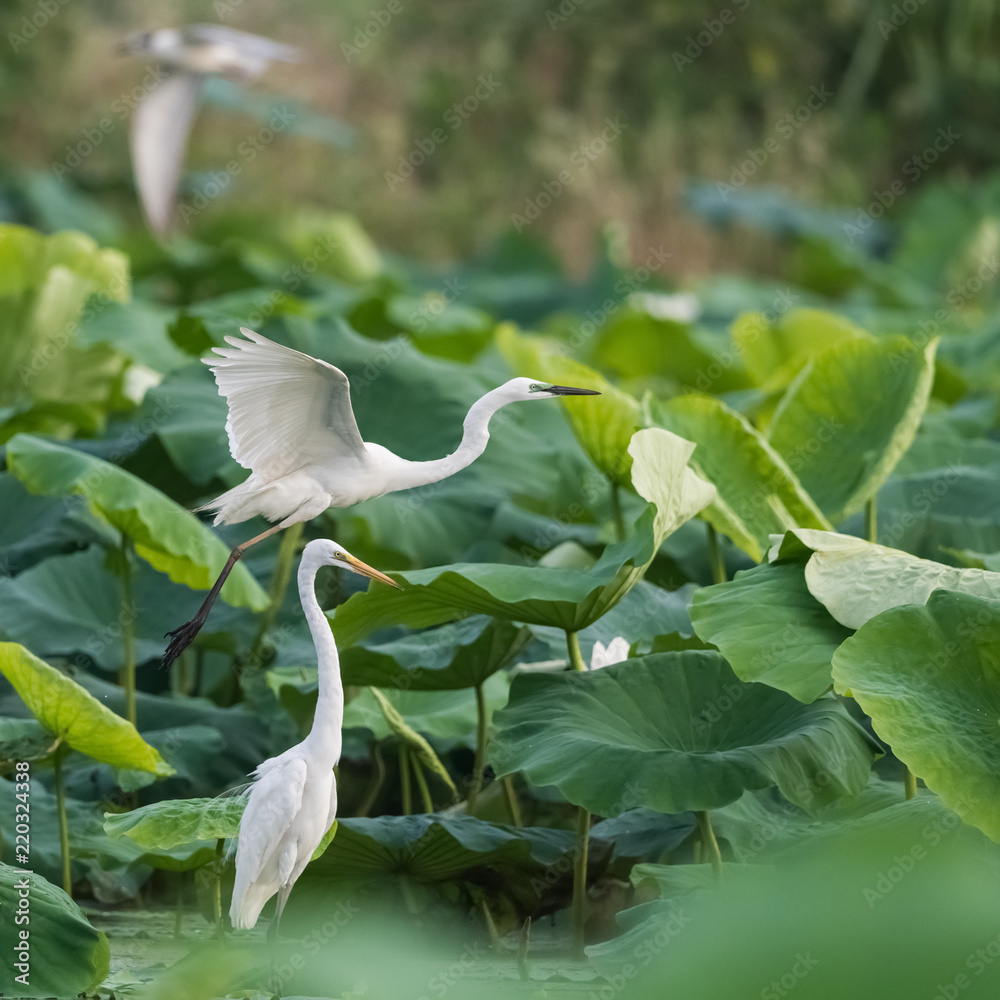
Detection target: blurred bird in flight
<box><xmin>120</xmin><ymin>24</ymin><xmax>298</xmax><ymax>236</ymax></box>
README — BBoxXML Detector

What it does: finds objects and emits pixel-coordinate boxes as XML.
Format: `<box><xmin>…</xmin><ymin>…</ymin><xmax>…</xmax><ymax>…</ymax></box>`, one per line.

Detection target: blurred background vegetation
<box><xmin>2</xmin><ymin>0</ymin><xmax>998</xmax><ymax>276</ymax></box>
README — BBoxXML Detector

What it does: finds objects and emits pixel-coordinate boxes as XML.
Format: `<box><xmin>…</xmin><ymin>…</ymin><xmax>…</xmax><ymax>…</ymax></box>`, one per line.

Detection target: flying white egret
<box><xmin>229</xmin><ymin>537</ymin><xmax>399</xmax><ymax>930</ymax></box>
<box><xmin>120</xmin><ymin>25</ymin><xmax>299</xmax><ymax>236</ymax></box>
<box><xmin>162</xmin><ymin>327</ymin><xmax>599</xmax><ymax>665</ymax></box>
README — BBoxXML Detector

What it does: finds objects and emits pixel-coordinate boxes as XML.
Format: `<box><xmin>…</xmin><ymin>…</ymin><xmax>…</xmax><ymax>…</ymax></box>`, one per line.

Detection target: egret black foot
<box><xmin>162</xmin><ymin>618</ymin><xmax>205</xmax><ymax>669</ymax></box>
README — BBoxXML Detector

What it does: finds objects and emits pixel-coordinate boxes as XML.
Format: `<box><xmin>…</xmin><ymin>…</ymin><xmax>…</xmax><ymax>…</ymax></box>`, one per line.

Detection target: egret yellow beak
<box><xmin>342</xmin><ymin>554</ymin><xmax>402</xmax><ymax>589</ymax></box>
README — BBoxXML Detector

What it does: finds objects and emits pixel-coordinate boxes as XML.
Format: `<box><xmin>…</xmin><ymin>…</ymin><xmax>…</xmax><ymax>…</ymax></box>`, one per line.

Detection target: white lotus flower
<box><xmin>590</xmin><ymin>636</ymin><xmax>630</xmax><ymax>669</ymax></box>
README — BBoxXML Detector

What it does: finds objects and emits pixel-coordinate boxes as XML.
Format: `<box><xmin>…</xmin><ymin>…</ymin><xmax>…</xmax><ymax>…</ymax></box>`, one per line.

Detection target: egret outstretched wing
<box><xmin>130</xmin><ymin>72</ymin><xmax>201</xmax><ymax>237</ymax></box>
<box><xmin>206</xmin><ymin>328</ymin><xmax>366</xmax><ymax>480</ymax></box>
<box><xmin>185</xmin><ymin>24</ymin><xmax>300</xmax><ymax>66</ymax></box>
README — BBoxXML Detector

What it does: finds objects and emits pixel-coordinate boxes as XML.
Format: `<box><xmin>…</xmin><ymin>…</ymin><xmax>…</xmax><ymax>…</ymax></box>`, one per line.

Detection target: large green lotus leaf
<box><xmin>878</xmin><ymin>466</ymin><xmax>1000</xmax><ymax>558</ymax></box>
<box><xmin>0</xmin><ymin>864</ymin><xmax>110</xmax><ymax>998</ymax></box>
<box><xmin>831</xmin><ymin>590</ymin><xmax>1000</xmax><ymax>842</ymax></box>
<box><xmin>0</xmin><ymin>643</ymin><xmax>173</xmax><ymax>776</ymax></box>
<box><xmin>775</xmin><ymin>528</ymin><xmax>1000</xmax><ymax>630</ymax></box>
<box><xmin>340</xmin><ymin>616</ymin><xmax>531</xmax><ymax>690</ymax></box>
<box><xmin>589</xmin><ymin>809</ymin><xmax>696</xmax><ymax>862</ymax></box>
<box><xmin>628</xmin><ymin>427</ymin><xmax>717</xmax><ymax>545</ymax></box>
<box><xmin>711</xmin><ymin>778</ymin><xmax>945</xmax><ymax>863</ymax></box>
<box><xmin>490</xmin><ymin>651</ymin><xmax>878</xmax><ymax>814</ymax></box>
<box><xmin>0</xmin><ymin>546</ymin><xmax>250</xmax><ymax>672</ymax></box>
<box><xmin>653</xmin><ymin>394</ymin><xmax>830</xmax><ymax>560</ymax></box>
<box><xmin>104</xmin><ymin>796</ymin><xmax>250</xmax><ymax>871</ymax></box>
<box><xmin>766</xmin><ymin>335</ymin><xmax>937</xmax><ymax>523</ymax></box>
<box><xmin>104</xmin><ymin>796</ymin><xmax>244</xmax><ymax>849</ymax></box>
<box><xmin>0</xmin><ymin>225</ymin><xmax>129</xmax><ymax>410</ymax></box>
<box><xmin>287</xmin><ymin>813</ymin><xmax>579</xmax><ymax>904</ymax></box>
<box><xmin>894</xmin><ymin>427</ymin><xmax>1000</xmax><ymax>476</ymax></box>
<box><xmin>690</xmin><ymin>561</ymin><xmax>851</xmax><ymax>703</ymax></box>
<box><xmin>497</xmin><ymin>323</ymin><xmax>642</xmax><ymax>485</ymax></box>
<box><xmin>732</xmin><ymin>307</ymin><xmax>869</xmax><ymax>394</ymax></box>
<box><xmin>864</xmin><ymin>419</ymin><xmax>1000</xmax><ymax>557</ymax></box>
<box><xmin>329</xmin><ymin>523</ymin><xmax>653</xmax><ymax>642</ymax></box>
<box><xmin>5</xmin><ymin>434</ymin><xmax>267</xmax><ymax>610</ymax></box>
<box><xmin>332</xmin><ymin>429</ymin><xmax>714</xmax><ymax>641</ymax></box>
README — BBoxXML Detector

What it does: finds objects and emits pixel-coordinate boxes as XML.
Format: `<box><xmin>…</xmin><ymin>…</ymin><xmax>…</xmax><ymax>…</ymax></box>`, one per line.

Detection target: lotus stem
<box><xmin>517</xmin><ymin>916</ymin><xmax>532</xmax><ymax>980</ymax></box>
<box><xmin>571</xmin><ymin>807</ymin><xmax>591</xmax><ymax>959</ymax></box>
<box><xmin>248</xmin><ymin>521</ymin><xmax>304</xmax><ymax>670</ymax></box>
<box><xmin>175</xmin><ymin>648</ymin><xmax>195</xmax><ymax>697</ymax></box>
<box><xmin>696</xmin><ymin>810</ymin><xmax>722</xmax><ymax>880</ymax></box>
<box><xmin>213</xmin><ymin>838</ymin><xmax>224</xmax><ymax>935</ymax></box>
<box><xmin>357</xmin><ymin>741</ymin><xmax>386</xmax><ymax>817</ymax></box>
<box><xmin>706</xmin><ymin>524</ymin><xmax>726</xmax><ymax>585</ymax></box>
<box><xmin>467</xmin><ymin>682</ymin><xmax>487</xmax><ymax>812</ymax></box>
<box><xmin>567</xmin><ymin>625</ymin><xmax>591</xmax><ymax>957</ymax></box>
<box><xmin>54</xmin><ymin>745</ymin><xmax>71</xmax><ymax>896</ymax></box>
<box><xmin>566</xmin><ymin>631</ymin><xmax>586</xmax><ymax>673</ymax></box>
<box><xmin>503</xmin><ymin>777</ymin><xmax>523</xmax><ymax>827</ymax></box>
<box><xmin>119</xmin><ymin>535</ymin><xmax>137</xmax><ymax>727</ymax></box>
<box><xmin>480</xmin><ymin>896</ymin><xmax>502</xmax><ymax>952</ymax></box>
<box><xmin>174</xmin><ymin>875</ymin><xmax>185</xmax><ymax>938</ymax></box>
<box><xmin>412</xmin><ymin>753</ymin><xmax>434</xmax><ymax>813</ymax></box>
<box><xmin>904</xmin><ymin>767</ymin><xmax>918</xmax><ymax>799</ymax></box>
<box><xmin>610</xmin><ymin>481</ymin><xmax>626</xmax><ymax>542</ymax></box>
<box><xmin>399</xmin><ymin>743</ymin><xmax>412</xmax><ymax>815</ymax></box>
<box><xmin>865</xmin><ymin>496</ymin><xmax>878</xmax><ymax>544</ymax></box>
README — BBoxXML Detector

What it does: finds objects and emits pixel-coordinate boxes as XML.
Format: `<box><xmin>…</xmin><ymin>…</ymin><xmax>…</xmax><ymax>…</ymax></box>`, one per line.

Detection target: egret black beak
<box><xmin>548</xmin><ymin>385</ymin><xmax>601</xmax><ymax>396</ymax></box>
<box><xmin>342</xmin><ymin>554</ymin><xmax>402</xmax><ymax>589</ymax></box>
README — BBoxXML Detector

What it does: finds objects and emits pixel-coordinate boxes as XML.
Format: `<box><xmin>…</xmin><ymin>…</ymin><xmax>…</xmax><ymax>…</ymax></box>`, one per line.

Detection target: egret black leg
<box><xmin>162</xmin><ymin>523</ymin><xmax>286</xmax><ymax>669</ymax></box>
<box><xmin>266</xmin><ymin>913</ymin><xmax>283</xmax><ymax>998</ymax></box>
<box><xmin>267</xmin><ymin>891</ymin><xmax>292</xmax><ymax>997</ymax></box>
<box><xmin>162</xmin><ymin>548</ymin><xmax>242</xmax><ymax>668</ymax></box>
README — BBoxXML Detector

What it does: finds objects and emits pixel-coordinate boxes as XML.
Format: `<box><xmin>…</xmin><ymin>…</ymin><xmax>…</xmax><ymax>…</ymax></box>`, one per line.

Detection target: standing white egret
<box><xmin>162</xmin><ymin>327</ymin><xmax>599</xmax><ymax>665</ymax></box>
<box><xmin>120</xmin><ymin>25</ymin><xmax>299</xmax><ymax>236</ymax></box>
<box><xmin>230</xmin><ymin>537</ymin><xmax>399</xmax><ymax>930</ymax></box>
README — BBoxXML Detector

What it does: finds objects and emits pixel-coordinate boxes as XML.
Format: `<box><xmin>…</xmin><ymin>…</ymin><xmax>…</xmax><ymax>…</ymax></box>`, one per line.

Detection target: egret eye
<box><xmin>529</xmin><ymin>383</ymin><xmax>543</xmax><ymax>391</ymax></box>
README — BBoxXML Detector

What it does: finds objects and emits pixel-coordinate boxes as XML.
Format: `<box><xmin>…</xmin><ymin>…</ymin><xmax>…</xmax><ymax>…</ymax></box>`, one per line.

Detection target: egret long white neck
<box><xmin>388</xmin><ymin>386</ymin><xmax>512</xmax><ymax>491</ymax></box>
<box><xmin>298</xmin><ymin>548</ymin><xmax>343</xmax><ymax>764</ymax></box>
